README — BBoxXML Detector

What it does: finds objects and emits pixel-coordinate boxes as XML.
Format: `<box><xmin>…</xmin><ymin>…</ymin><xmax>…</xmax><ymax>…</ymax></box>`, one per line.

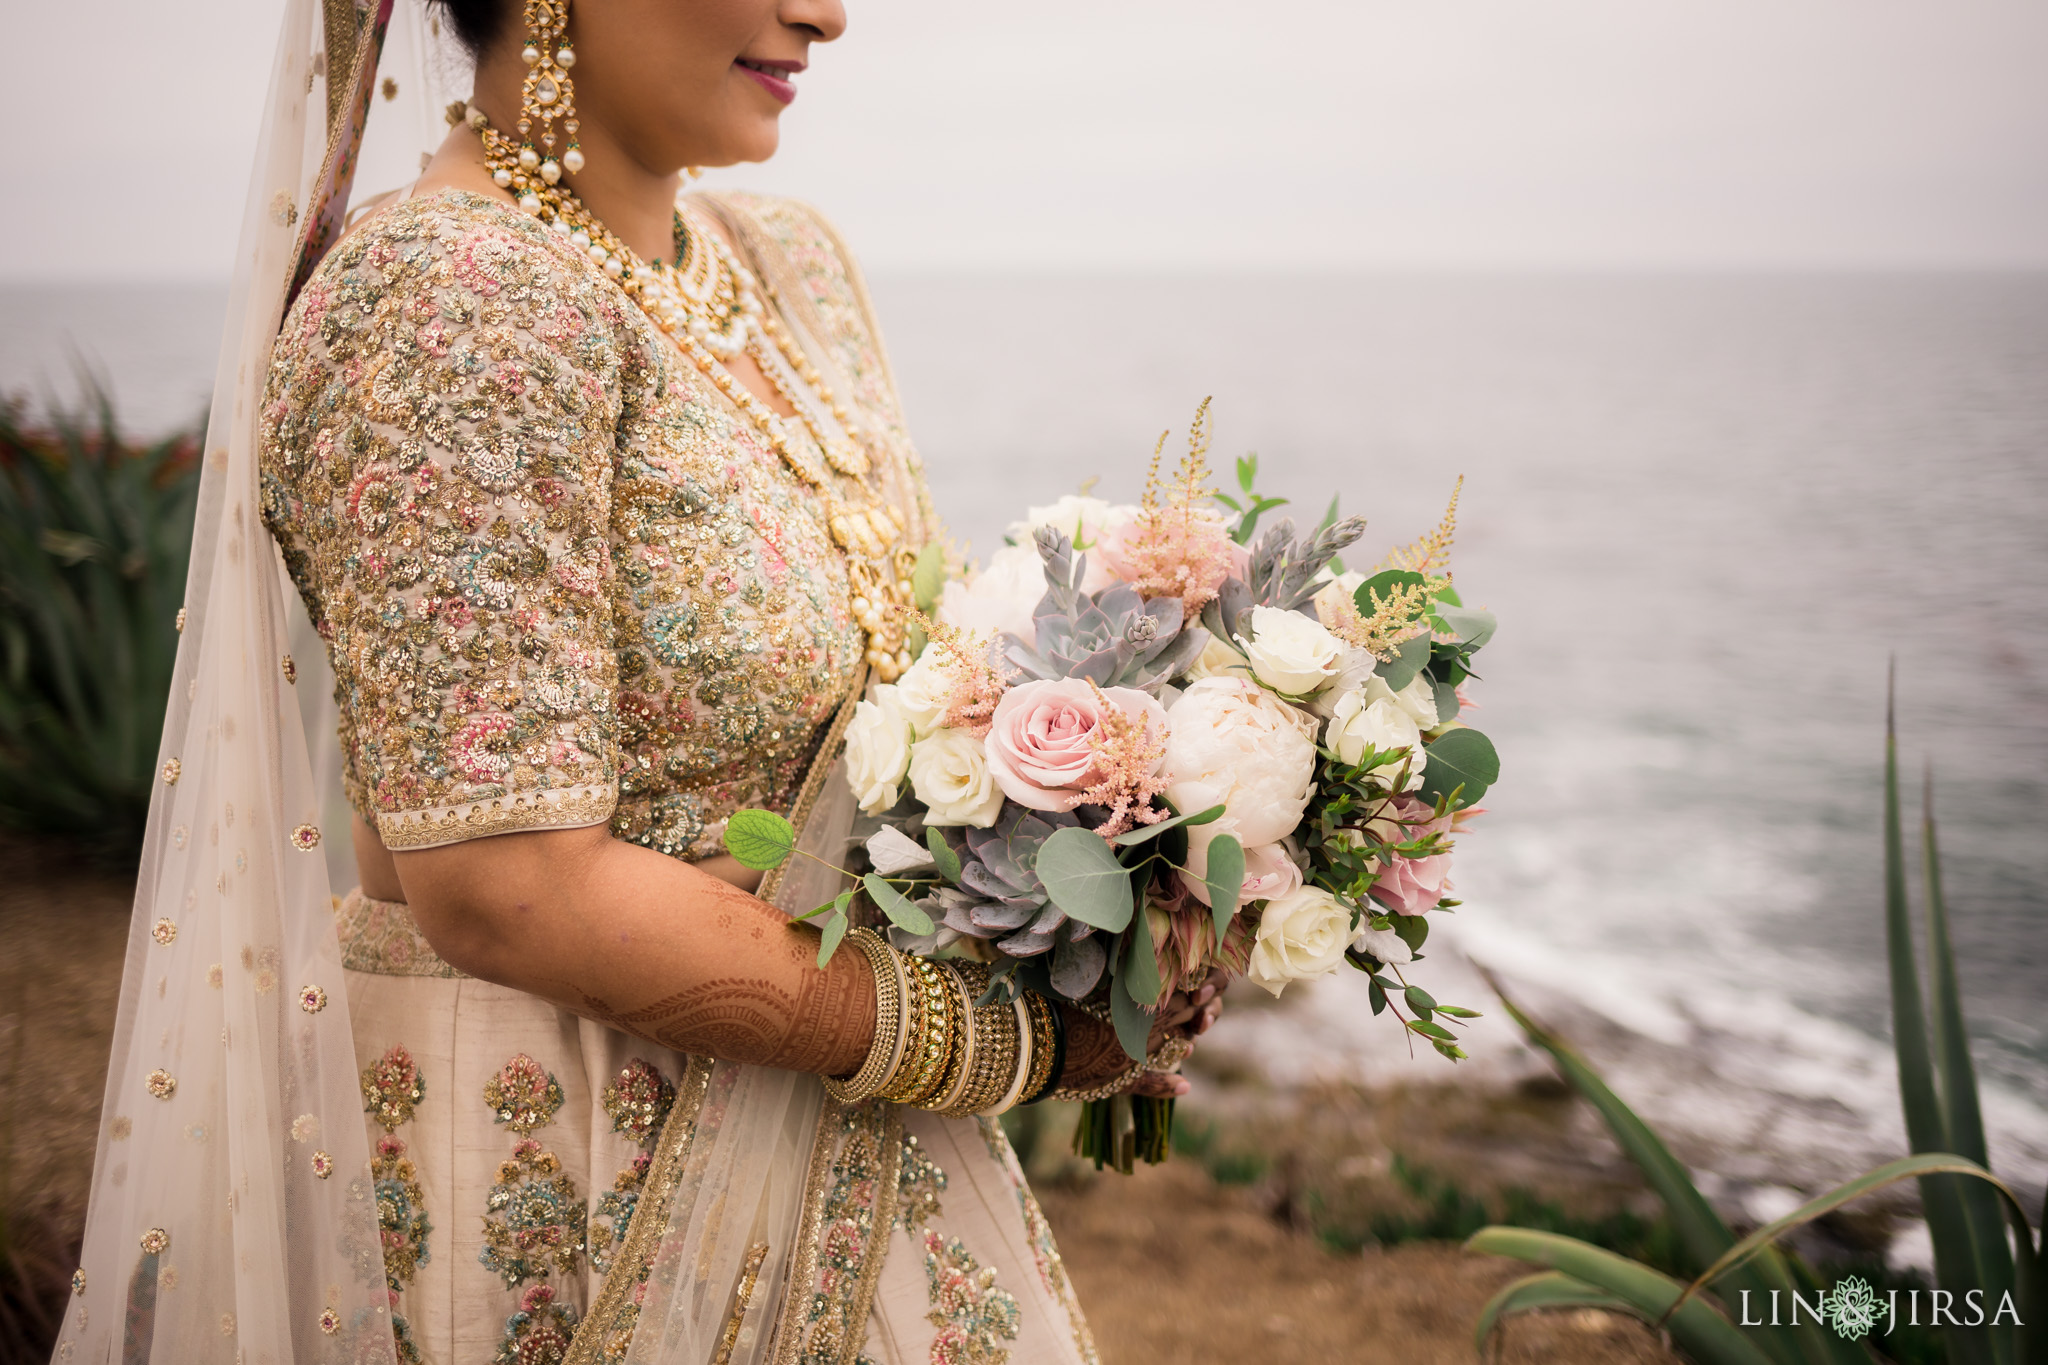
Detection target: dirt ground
<box><xmin>0</xmin><ymin>838</ymin><xmax>1679</xmax><ymax>1364</ymax></box>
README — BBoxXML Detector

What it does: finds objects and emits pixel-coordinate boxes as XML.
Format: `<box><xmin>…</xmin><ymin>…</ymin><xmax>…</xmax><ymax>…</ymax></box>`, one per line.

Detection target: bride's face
<box><xmin>563</xmin><ymin>0</ymin><xmax>847</xmax><ymax>169</ymax></box>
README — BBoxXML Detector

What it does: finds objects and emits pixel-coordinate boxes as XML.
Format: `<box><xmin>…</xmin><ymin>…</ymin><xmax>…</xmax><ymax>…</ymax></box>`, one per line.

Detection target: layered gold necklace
<box><xmin>459</xmin><ymin>104</ymin><xmax>914</xmax><ymax>681</ymax></box>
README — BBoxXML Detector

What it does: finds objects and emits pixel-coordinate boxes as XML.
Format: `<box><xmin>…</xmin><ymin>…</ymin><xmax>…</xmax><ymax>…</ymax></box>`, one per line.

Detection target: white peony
<box><xmin>1360</xmin><ymin>670</ymin><xmax>1440</xmax><ymax>730</ymax></box>
<box><xmin>935</xmin><ymin>543</ymin><xmax>1046</xmax><ymax>643</ymax></box>
<box><xmin>1325</xmin><ymin>690</ymin><xmax>1426</xmax><ymax>790</ymax></box>
<box><xmin>1238</xmin><ymin>605</ymin><xmax>1345</xmax><ymax>696</ymax></box>
<box><xmin>1244</xmin><ymin>885</ymin><xmax>1353</xmax><ymax>996</ymax></box>
<box><xmin>1351</xmin><ymin>919</ymin><xmax>1414</xmax><ymax>966</ymax></box>
<box><xmin>907</xmin><ymin>729</ymin><xmax>1005</xmax><ymax>827</ymax></box>
<box><xmin>845</xmin><ymin>686</ymin><xmax>912</xmax><ymax>814</ymax></box>
<box><xmin>1005</xmin><ymin>494</ymin><xmax>1137</xmax><ymax>552</ymax></box>
<box><xmin>1161</xmin><ymin>676</ymin><xmax>1317</xmax><ymax>848</ymax></box>
<box><xmin>892</xmin><ymin>649</ymin><xmax>951</xmax><ymax>736</ymax></box>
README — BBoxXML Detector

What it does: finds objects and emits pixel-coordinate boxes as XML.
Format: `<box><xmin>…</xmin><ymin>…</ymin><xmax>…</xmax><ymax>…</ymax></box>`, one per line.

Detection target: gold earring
<box><xmin>518</xmin><ymin>0</ymin><xmax>582</xmax><ymax>183</ymax></box>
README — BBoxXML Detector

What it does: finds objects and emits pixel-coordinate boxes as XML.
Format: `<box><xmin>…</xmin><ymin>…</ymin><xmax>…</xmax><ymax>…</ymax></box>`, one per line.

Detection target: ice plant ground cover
<box><xmin>727</xmin><ymin>401</ymin><xmax>1501</xmax><ymax>1166</ymax></box>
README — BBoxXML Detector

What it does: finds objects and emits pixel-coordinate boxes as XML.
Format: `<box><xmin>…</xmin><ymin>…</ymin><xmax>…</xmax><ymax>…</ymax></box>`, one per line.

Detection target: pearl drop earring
<box><xmin>517</xmin><ymin>0</ymin><xmax>580</xmax><ymax>187</ymax></box>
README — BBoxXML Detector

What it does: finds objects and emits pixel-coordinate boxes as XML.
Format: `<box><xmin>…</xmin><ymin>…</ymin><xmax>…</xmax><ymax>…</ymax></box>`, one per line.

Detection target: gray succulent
<box><xmin>914</xmin><ymin>805</ymin><xmax>1109</xmax><ymax>1000</ymax></box>
<box><xmin>1202</xmin><ymin>513</ymin><xmax>1368</xmax><ymax>647</ymax></box>
<box><xmin>1002</xmin><ymin>528</ymin><xmax>1208</xmax><ymax>694</ymax></box>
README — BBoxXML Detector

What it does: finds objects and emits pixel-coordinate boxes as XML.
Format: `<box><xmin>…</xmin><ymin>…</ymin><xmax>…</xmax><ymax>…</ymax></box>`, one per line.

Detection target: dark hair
<box><xmin>426</xmin><ymin>0</ymin><xmax>509</xmax><ymax>58</ymax></box>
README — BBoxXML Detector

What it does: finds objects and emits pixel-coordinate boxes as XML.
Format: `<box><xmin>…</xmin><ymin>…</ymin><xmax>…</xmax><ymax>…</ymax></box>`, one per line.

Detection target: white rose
<box><xmin>1325</xmin><ymin>690</ymin><xmax>1426</xmax><ymax>790</ymax></box>
<box><xmin>845</xmin><ymin>686</ymin><xmax>912</xmax><ymax>814</ymax></box>
<box><xmin>1183</xmin><ymin>631</ymin><xmax>1253</xmax><ymax>681</ymax></box>
<box><xmin>1244</xmin><ymin>885</ymin><xmax>1353</xmax><ymax>997</ymax></box>
<box><xmin>1238</xmin><ymin>605</ymin><xmax>1344</xmax><ymax>696</ymax></box>
<box><xmin>1351</xmin><ymin>919</ymin><xmax>1413</xmax><ymax>966</ymax></box>
<box><xmin>1361</xmin><ymin>670</ymin><xmax>1439</xmax><ymax>730</ymax></box>
<box><xmin>935</xmin><ymin>543</ymin><xmax>1046</xmax><ymax>643</ymax></box>
<box><xmin>893</xmin><ymin>649</ymin><xmax>951</xmax><ymax>736</ymax></box>
<box><xmin>907</xmin><ymin>729</ymin><xmax>1005</xmax><ymax>827</ymax></box>
<box><xmin>1161</xmin><ymin>677</ymin><xmax>1317</xmax><ymax>848</ymax></box>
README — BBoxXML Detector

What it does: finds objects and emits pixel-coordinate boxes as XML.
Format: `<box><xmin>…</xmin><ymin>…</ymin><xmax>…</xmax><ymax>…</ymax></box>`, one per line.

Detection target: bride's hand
<box><xmin>1060</xmin><ymin>969</ymin><xmax>1229</xmax><ymax>1099</ymax></box>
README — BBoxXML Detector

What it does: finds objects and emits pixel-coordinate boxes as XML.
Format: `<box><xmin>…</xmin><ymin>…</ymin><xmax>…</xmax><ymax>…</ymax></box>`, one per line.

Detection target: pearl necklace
<box><xmin>459</xmin><ymin>104</ymin><xmax>914</xmax><ymax>680</ymax></box>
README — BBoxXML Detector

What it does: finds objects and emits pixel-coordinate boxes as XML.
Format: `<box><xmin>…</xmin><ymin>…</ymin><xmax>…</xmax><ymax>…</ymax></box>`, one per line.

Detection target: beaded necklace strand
<box><xmin>456</xmin><ymin>103</ymin><xmax>915</xmax><ymax>680</ymax></box>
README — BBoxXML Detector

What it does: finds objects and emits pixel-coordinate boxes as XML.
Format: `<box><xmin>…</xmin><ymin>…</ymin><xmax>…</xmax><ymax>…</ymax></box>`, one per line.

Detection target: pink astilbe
<box><xmin>1103</xmin><ymin>398</ymin><xmax>1237</xmax><ymax>616</ymax></box>
<box><xmin>914</xmin><ymin>611</ymin><xmax>1012</xmax><ymax>738</ymax></box>
<box><xmin>1076</xmin><ymin>680</ymin><xmax>1171</xmax><ymax>839</ymax></box>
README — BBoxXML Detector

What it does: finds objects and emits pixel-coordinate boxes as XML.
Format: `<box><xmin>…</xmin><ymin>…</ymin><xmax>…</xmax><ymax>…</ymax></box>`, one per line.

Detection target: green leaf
<box><xmin>1435</xmin><ymin>1004</ymin><xmax>1482</xmax><ymax>1019</ymax></box>
<box><xmin>1429</xmin><ymin>675</ymin><xmax>1461</xmax><ymax>725</ymax></box>
<box><xmin>1368</xmin><ymin>979</ymin><xmax>1388</xmax><ymax>1015</ymax></box>
<box><xmin>1109</xmin><ymin>803</ymin><xmax>1224</xmax><ymax>847</ymax></box>
<box><xmin>1354</xmin><ymin>569</ymin><xmax>1427</xmax><ymax>613</ymax></box>
<box><xmin>1237</xmin><ymin>454</ymin><xmax>1257</xmax><ymax>492</ymax></box>
<box><xmin>1404</xmin><ymin>985</ymin><xmax>1437</xmax><ymax>1015</ymax></box>
<box><xmin>1202</xmin><ymin>833</ymin><xmax>1244</xmax><ymax>941</ymax></box>
<box><xmin>1464</xmin><ymin>1230</ymin><xmax>1776</xmax><ymax>1365</ymax></box>
<box><xmin>1437</xmin><ymin>604</ymin><xmax>1496</xmax><ymax>649</ymax></box>
<box><xmin>1416</xmin><ymin>727</ymin><xmax>1499</xmax><ymax>808</ymax></box>
<box><xmin>1378</xmin><ymin>629</ymin><xmax>1434</xmax><ymax>693</ymax></box>
<box><xmin>911</xmin><ymin>540</ymin><xmax>946</xmax><ymax>614</ymax></box>
<box><xmin>1036</xmin><ymin>826</ymin><xmax>1136</xmax><ymax>931</ymax></box>
<box><xmin>1110</xmin><ymin>954</ymin><xmax>1153</xmax><ymax>1062</ymax></box>
<box><xmin>1392</xmin><ymin>914</ymin><xmax>1430</xmax><ymax>954</ymax></box>
<box><xmin>816</xmin><ymin>910</ymin><xmax>849</xmax><ymax>968</ymax></box>
<box><xmin>1408</xmin><ymin>1018</ymin><xmax>1456</xmax><ymax>1042</ymax></box>
<box><xmin>1125</xmin><ymin>898</ymin><xmax>1163</xmax><ymax>1008</ymax></box>
<box><xmin>861</xmin><ymin>873</ymin><xmax>934</xmax><ymax>935</ymax></box>
<box><xmin>925</xmin><ymin>826</ymin><xmax>962</xmax><ymax>883</ymax></box>
<box><xmin>797</xmin><ymin>889</ymin><xmax>855</xmax><ymax>922</ymax></box>
<box><xmin>1475</xmin><ymin>1271</ymin><xmax>1644</xmax><ymax>1354</ymax></box>
<box><xmin>724</xmin><ymin>808</ymin><xmax>796</xmax><ymax>870</ymax></box>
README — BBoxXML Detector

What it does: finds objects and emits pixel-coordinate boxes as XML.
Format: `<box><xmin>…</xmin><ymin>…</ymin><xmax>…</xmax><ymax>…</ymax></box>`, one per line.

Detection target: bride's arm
<box><xmin>391</xmin><ymin>823</ymin><xmax>1209</xmax><ymax>1094</ymax></box>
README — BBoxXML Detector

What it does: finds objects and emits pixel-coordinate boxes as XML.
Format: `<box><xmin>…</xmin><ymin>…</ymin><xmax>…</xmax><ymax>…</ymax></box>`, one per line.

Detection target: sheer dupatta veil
<box><xmin>58</xmin><ymin>5</ymin><xmax>892</xmax><ymax>1363</ymax></box>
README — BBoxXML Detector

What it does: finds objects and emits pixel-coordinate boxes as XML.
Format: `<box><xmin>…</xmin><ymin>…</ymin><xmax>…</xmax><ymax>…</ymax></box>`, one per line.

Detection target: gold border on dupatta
<box><xmin>765</xmin><ymin>1100</ymin><xmax>904</xmax><ymax>1365</ymax></box>
<box><xmin>564</xmin><ymin>1054</ymin><xmax>716</xmax><ymax>1364</ymax></box>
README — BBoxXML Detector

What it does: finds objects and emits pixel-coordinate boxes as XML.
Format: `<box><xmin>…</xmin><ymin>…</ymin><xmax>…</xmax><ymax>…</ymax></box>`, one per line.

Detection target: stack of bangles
<box><xmin>825</xmin><ymin>927</ymin><xmax>1127</xmax><ymax>1114</ymax></box>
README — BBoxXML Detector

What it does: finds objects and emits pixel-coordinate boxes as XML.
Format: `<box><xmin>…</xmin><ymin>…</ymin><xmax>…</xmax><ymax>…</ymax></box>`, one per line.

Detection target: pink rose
<box><xmin>1180</xmin><ymin>836</ymin><xmax>1303</xmax><ymax>907</ymax></box>
<box><xmin>984</xmin><ymin>678</ymin><xmax>1168</xmax><ymax>812</ymax></box>
<box><xmin>1367</xmin><ymin>794</ymin><xmax>1456</xmax><ymax>915</ymax></box>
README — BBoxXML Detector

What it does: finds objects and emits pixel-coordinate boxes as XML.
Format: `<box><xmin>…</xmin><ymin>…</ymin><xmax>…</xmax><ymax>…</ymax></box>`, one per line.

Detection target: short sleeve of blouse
<box><xmin>260</xmin><ymin>193</ymin><xmax>640</xmax><ymax>850</ymax></box>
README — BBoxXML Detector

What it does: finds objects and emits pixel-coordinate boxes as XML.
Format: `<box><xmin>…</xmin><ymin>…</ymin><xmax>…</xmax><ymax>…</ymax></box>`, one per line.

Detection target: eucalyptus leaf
<box><xmin>924</xmin><ymin>826</ymin><xmax>962</xmax><ymax>883</ymax></box>
<box><xmin>1202</xmin><ymin>833</ymin><xmax>1245</xmax><ymax>941</ymax></box>
<box><xmin>816</xmin><ymin>911</ymin><xmax>848</xmax><ymax>968</ymax></box>
<box><xmin>911</xmin><ymin>540</ymin><xmax>946</xmax><ymax>614</ymax></box>
<box><xmin>1393</xmin><ymin>914</ymin><xmax>1430</xmax><ymax>953</ymax></box>
<box><xmin>1125</xmin><ymin>897</ymin><xmax>1163</xmax><ymax>1008</ymax></box>
<box><xmin>1036</xmin><ymin>825</ymin><xmax>1136</xmax><ymax>931</ymax></box>
<box><xmin>1379</xmin><ymin>630</ymin><xmax>1434</xmax><ymax>693</ymax></box>
<box><xmin>1109</xmin><ymin>803</ymin><xmax>1225</xmax><ymax>847</ymax></box>
<box><xmin>724</xmin><ymin>808</ymin><xmax>796</xmax><ymax>870</ymax></box>
<box><xmin>862</xmin><ymin>872</ymin><xmax>934</xmax><ymax>935</ymax></box>
<box><xmin>1430</xmin><ymin>675</ymin><xmax>1461</xmax><ymax>724</ymax></box>
<box><xmin>1438</xmin><ymin>604</ymin><xmax>1497</xmax><ymax>650</ymax></box>
<box><xmin>1109</xmin><ymin>960</ymin><xmax>1152</xmax><ymax>1062</ymax></box>
<box><xmin>1416</xmin><ymin>727</ymin><xmax>1499</xmax><ymax>808</ymax></box>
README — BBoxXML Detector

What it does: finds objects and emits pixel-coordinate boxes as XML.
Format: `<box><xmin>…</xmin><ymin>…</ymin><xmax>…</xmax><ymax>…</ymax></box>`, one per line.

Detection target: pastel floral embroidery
<box><xmin>152</xmin><ymin>918</ymin><xmax>177</xmax><ymax>945</ymax></box>
<box><xmin>480</xmin><ymin>1138</ymin><xmax>585</xmax><ymax>1287</ymax></box>
<box><xmin>484</xmin><ymin>1053</ymin><xmax>566</xmax><ymax>1133</ymax></box>
<box><xmin>310</xmin><ymin>1150</ymin><xmax>334</xmax><ymax>1179</ymax></box>
<box><xmin>299</xmin><ymin>984</ymin><xmax>328</xmax><ymax>1013</ymax></box>
<box><xmin>589</xmin><ymin>1059</ymin><xmax>674</xmax><ymax>1275</ymax></box>
<box><xmin>290</xmin><ymin>1114</ymin><xmax>319</xmax><ymax>1142</ymax></box>
<box><xmin>161</xmin><ymin>758</ymin><xmax>181</xmax><ymax>785</ymax></box>
<box><xmin>292</xmin><ymin>823</ymin><xmax>321</xmax><ymax>850</ymax></box>
<box><xmin>319</xmin><ymin>1308</ymin><xmax>340</xmax><ymax>1335</ymax></box>
<box><xmin>493</xmin><ymin>1283</ymin><xmax>578</xmax><ymax>1365</ymax></box>
<box><xmin>139</xmin><ymin>1228</ymin><xmax>168</xmax><ymax>1255</ymax></box>
<box><xmin>362</xmin><ymin>1044</ymin><xmax>425</xmax><ymax>1128</ymax></box>
<box><xmin>921</xmin><ymin>1231</ymin><xmax>1020</xmax><ymax>1365</ymax></box>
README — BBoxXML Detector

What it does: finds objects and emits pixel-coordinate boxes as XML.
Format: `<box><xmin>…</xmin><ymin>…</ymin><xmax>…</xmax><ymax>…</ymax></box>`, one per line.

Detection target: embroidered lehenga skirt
<box><xmin>337</xmin><ymin>890</ymin><xmax>1100</xmax><ymax>1365</ymax></box>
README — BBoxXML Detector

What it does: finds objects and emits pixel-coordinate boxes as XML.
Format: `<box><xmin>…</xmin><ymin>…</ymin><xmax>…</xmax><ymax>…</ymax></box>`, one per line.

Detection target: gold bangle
<box><xmin>881</xmin><ymin>955</ymin><xmax>957</xmax><ymax>1107</ymax></box>
<box><xmin>821</xmin><ymin>929</ymin><xmax>905</xmax><ymax>1104</ymax></box>
<box><xmin>936</xmin><ymin>961</ymin><xmax>1022</xmax><ymax>1118</ymax></box>
<box><xmin>1014</xmin><ymin>991</ymin><xmax>1059</xmax><ymax>1108</ymax></box>
<box><xmin>980</xmin><ymin>992</ymin><xmax>1035</xmax><ymax>1117</ymax></box>
<box><xmin>927</xmin><ymin>962</ymin><xmax>979</xmax><ymax>1114</ymax></box>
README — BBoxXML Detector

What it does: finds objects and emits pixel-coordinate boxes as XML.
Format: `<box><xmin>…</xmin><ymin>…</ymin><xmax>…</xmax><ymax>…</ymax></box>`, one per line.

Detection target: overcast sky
<box><xmin>17</xmin><ymin>0</ymin><xmax>2048</xmax><ymax>280</ymax></box>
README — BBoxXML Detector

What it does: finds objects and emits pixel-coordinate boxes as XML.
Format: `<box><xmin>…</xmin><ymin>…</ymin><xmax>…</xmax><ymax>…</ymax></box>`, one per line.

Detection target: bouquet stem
<box><xmin>1073</xmin><ymin>1095</ymin><xmax>1174</xmax><ymax>1173</ymax></box>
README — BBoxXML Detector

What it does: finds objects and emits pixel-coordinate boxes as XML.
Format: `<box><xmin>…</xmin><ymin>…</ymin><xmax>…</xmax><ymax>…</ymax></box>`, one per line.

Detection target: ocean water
<box><xmin>5</xmin><ymin>272</ymin><xmax>2045</xmax><ymax>1197</ymax></box>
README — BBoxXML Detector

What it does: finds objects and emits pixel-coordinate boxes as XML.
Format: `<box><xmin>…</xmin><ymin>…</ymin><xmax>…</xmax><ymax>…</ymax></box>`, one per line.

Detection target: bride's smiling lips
<box><xmin>736</xmin><ymin>58</ymin><xmax>803</xmax><ymax>105</ymax></box>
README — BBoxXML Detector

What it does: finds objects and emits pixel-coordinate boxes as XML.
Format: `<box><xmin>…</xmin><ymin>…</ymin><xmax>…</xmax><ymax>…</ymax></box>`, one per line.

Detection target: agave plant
<box><xmin>0</xmin><ymin>390</ymin><xmax>200</xmax><ymax>863</ymax></box>
<box><xmin>1468</xmin><ymin>686</ymin><xmax>2044</xmax><ymax>1365</ymax></box>
<box><xmin>920</xmin><ymin>807</ymin><xmax>1111</xmax><ymax>999</ymax></box>
<box><xmin>1002</xmin><ymin>527</ymin><xmax>1207</xmax><ymax>693</ymax></box>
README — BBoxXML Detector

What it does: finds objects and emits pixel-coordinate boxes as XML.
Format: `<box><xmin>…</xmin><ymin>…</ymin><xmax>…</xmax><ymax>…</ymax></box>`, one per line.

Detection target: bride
<box><xmin>57</xmin><ymin>0</ymin><xmax>1223</xmax><ymax>1361</ymax></box>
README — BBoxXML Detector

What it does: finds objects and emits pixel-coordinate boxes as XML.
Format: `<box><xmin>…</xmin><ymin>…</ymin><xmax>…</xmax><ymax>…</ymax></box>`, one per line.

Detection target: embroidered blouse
<box><xmin>260</xmin><ymin>188</ymin><xmax>931</xmax><ymax>859</ymax></box>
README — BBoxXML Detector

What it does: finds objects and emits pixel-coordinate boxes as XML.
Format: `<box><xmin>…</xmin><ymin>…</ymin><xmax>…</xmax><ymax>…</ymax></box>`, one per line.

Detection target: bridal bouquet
<box><xmin>727</xmin><ymin>403</ymin><xmax>1499</xmax><ymax>1164</ymax></box>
